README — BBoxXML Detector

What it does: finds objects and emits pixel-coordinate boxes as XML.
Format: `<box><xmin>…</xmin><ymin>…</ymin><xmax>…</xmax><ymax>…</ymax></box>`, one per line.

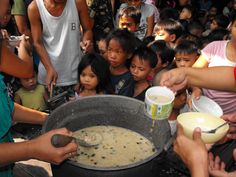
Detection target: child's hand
<box><xmin>208</xmin><ymin>153</ymin><xmax>229</xmax><ymax>177</ymax></box>
<box><xmin>221</xmin><ymin>114</ymin><xmax>236</xmax><ymax>140</ymax></box>
<box><xmin>18</xmin><ymin>34</ymin><xmax>32</xmax><ymax>56</ymax></box>
<box><xmin>1</xmin><ymin>29</ymin><xmax>9</xmax><ymax>39</ymax></box>
<box><xmin>30</xmin><ymin>128</ymin><xmax>78</xmax><ymax>165</ymax></box>
<box><xmin>80</xmin><ymin>40</ymin><xmax>93</xmax><ymax>54</ymax></box>
<box><xmin>187</xmin><ymin>87</ymin><xmax>202</xmax><ymax>110</ymax></box>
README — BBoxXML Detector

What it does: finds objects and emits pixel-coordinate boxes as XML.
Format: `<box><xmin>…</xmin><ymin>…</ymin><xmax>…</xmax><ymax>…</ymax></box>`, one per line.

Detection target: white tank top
<box><xmin>36</xmin><ymin>0</ymin><xmax>81</xmax><ymax>86</ymax></box>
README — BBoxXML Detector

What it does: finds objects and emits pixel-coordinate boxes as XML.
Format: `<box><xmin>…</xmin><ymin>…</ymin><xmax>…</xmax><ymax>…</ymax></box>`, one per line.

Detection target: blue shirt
<box><xmin>110</xmin><ymin>71</ymin><xmax>134</xmax><ymax>97</ymax></box>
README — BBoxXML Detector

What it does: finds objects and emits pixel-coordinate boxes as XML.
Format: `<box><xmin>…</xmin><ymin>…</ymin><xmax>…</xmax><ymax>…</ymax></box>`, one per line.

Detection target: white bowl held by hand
<box><xmin>177</xmin><ymin>112</ymin><xmax>229</xmax><ymax>144</ymax></box>
<box><xmin>192</xmin><ymin>96</ymin><xmax>223</xmax><ymax>117</ymax></box>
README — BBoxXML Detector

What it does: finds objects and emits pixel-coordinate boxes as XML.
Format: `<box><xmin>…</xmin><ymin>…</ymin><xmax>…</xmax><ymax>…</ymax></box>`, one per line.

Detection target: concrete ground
<box><xmin>14</xmin><ymin>138</ymin><xmax>53</xmax><ymax>177</ymax></box>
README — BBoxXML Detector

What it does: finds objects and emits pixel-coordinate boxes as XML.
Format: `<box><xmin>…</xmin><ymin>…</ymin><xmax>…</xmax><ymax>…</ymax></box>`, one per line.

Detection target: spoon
<box><xmin>51</xmin><ymin>133</ymin><xmax>102</xmax><ymax>148</ymax></box>
<box><xmin>202</xmin><ymin>122</ymin><xmax>228</xmax><ymax>134</ymax></box>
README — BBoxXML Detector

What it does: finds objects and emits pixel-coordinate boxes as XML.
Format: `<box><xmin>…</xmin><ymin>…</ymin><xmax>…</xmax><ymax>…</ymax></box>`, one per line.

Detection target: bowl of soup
<box><xmin>145</xmin><ymin>86</ymin><xmax>175</xmax><ymax>120</ymax></box>
<box><xmin>177</xmin><ymin>112</ymin><xmax>229</xmax><ymax>144</ymax></box>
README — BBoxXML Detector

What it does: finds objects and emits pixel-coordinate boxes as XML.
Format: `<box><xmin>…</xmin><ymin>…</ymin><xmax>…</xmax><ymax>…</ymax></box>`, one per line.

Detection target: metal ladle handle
<box><xmin>51</xmin><ymin>134</ymin><xmax>74</xmax><ymax>148</ymax></box>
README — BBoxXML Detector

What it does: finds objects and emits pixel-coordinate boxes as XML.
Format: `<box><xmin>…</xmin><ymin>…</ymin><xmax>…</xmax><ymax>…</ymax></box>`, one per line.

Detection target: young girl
<box><xmin>192</xmin><ymin>14</ymin><xmax>236</xmax><ymax>115</ymax></box>
<box><xmin>116</xmin><ymin>0</ymin><xmax>155</xmax><ymax>40</ymax></box>
<box><xmin>75</xmin><ymin>53</ymin><xmax>110</xmax><ymax>97</ymax></box>
<box><xmin>130</xmin><ymin>46</ymin><xmax>157</xmax><ymax>101</ymax></box>
<box><xmin>106</xmin><ymin>29</ymin><xmax>136</xmax><ymax>97</ymax></box>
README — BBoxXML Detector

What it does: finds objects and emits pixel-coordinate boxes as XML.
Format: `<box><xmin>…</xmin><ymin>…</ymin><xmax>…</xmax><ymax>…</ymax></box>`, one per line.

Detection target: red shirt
<box><xmin>234</xmin><ymin>67</ymin><xmax>236</xmax><ymax>80</ymax></box>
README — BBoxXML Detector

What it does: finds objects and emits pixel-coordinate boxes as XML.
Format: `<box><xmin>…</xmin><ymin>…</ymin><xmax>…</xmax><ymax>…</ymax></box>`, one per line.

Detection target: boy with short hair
<box><xmin>175</xmin><ymin>40</ymin><xmax>200</xmax><ymax>68</ymax></box>
<box><xmin>118</xmin><ymin>6</ymin><xmax>141</xmax><ymax>33</ymax></box>
<box><xmin>154</xmin><ymin>40</ymin><xmax>200</xmax><ymax>135</ymax></box>
<box><xmin>179</xmin><ymin>4</ymin><xmax>195</xmax><ymax>21</ymax></box>
<box><xmin>153</xmin><ymin>19</ymin><xmax>184</xmax><ymax>48</ymax></box>
<box><xmin>130</xmin><ymin>46</ymin><xmax>157</xmax><ymax>101</ymax></box>
<box><xmin>168</xmin><ymin>40</ymin><xmax>200</xmax><ymax>134</ymax></box>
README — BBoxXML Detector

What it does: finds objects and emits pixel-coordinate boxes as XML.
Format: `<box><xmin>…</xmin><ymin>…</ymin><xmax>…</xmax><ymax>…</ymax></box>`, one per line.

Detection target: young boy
<box><xmin>175</xmin><ymin>40</ymin><xmax>200</xmax><ymax>68</ymax></box>
<box><xmin>179</xmin><ymin>4</ymin><xmax>195</xmax><ymax>22</ymax></box>
<box><xmin>117</xmin><ymin>6</ymin><xmax>142</xmax><ymax>47</ymax></box>
<box><xmin>117</xmin><ymin>0</ymin><xmax>155</xmax><ymax>40</ymax></box>
<box><xmin>154</xmin><ymin>40</ymin><xmax>200</xmax><ymax>135</ymax></box>
<box><xmin>168</xmin><ymin>40</ymin><xmax>200</xmax><ymax>134</ymax></box>
<box><xmin>118</xmin><ymin>6</ymin><xmax>141</xmax><ymax>34</ymax></box>
<box><xmin>130</xmin><ymin>46</ymin><xmax>157</xmax><ymax>101</ymax></box>
<box><xmin>153</xmin><ymin>18</ymin><xmax>184</xmax><ymax>48</ymax></box>
<box><xmin>14</xmin><ymin>68</ymin><xmax>48</xmax><ymax>111</ymax></box>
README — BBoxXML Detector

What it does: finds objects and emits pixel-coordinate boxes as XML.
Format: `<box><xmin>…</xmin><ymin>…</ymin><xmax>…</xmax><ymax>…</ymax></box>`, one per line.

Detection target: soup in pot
<box><xmin>70</xmin><ymin>126</ymin><xmax>157</xmax><ymax>168</ymax></box>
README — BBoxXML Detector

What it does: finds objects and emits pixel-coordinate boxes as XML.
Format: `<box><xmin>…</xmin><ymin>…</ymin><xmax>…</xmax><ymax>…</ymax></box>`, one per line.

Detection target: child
<box><xmin>96</xmin><ymin>34</ymin><xmax>108</xmax><ymax>60</ymax></box>
<box><xmin>203</xmin><ymin>14</ymin><xmax>230</xmax><ymax>36</ymax></box>
<box><xmin>14</xmin><ymin>68</ymin><xmax>47</xmax><ymax>111</ymax></box>
<box><xmin>179</xmin><ymin>4</ymin><xmax>195</xmax><ymax>22</ymax></box>
<box><xmin>149</xmin><ymin>40</ymin><xmax>175</xmax><ymax>74</ymax></box>
<box><xmin>169</xmin><ymin>40</ymin><xmax>200</xmax><ymax>135</ymax></box>
<box><xmin>106</xmin><ymin>29</ymin><xmax>136</xmax><ymax>97</ymax></box>
<box><xmin>188</xmin><ymin>21</ymin><xmax>204</xmax><ymax>37</ymax></box>
<box><xmin>153</xmin><ymin>19</ymin><xmax>184</xmax><ymax>48</ymax></box>
<box><xmin>175</xmin><ymin>40</ymin><xmax>200</xmax><ymax>68</ymax></box>
<box><xmin>210</xmin><ymin>15</ymin><xmax>230</xmax><ymax>31</ymax></box>
<box><xmin>117</xmin><ymin>0</ymin><xmax>155</xmax><ymax>40</ymax></box>
<box><xmin>75</xmin><ymin>53</ymin><xmax>110</xmax><ymax>97</ymax></box>
<box><xmin>130</xmin><ymin>46</ymin><xmax>157</xmax><ymax>101</ymax></box>
<box><xmin>117</xmin><ymin>6</ymin><xmax>143</xmax><ymax>48</ymax></box>
<box><xmin>118</xmin><ymin>6</ymin><xmax>141</xmax><ymax>33</ymax></box>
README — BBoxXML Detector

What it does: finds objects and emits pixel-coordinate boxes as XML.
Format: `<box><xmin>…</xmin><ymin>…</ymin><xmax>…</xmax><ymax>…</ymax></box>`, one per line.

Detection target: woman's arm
<box><xmin>12</xmin><ymin>103</ymin><xmax>48</xmax><ymax>124</ymax></box>
<box><xmin>160</xmin><ymin>67</ymin><xmax>236</xmax><ymax>92</ymax></box>
<box><xmin>192</xmin><ymin>54</ymin><xmax>209</xmax><ymax>68</ymax></box>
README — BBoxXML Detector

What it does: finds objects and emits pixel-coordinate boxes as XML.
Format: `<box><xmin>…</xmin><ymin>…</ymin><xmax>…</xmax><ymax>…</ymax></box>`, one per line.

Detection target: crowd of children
<box><xmin>2</xmin><ymin>0</ymin><xmax>236</xmax><ymax>176</ymax></box>
<box><xmin>2</xmin><ymin>0</ymin><xmax>236</xmax><ymax>128</ymax></box>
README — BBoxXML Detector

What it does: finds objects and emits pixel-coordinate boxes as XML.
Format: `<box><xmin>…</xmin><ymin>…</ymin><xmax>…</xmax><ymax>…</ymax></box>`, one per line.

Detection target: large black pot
<box><xmin>42</xmin><ymin>95</ymin><xmax>172</xmax><ymax>177</ymax></box>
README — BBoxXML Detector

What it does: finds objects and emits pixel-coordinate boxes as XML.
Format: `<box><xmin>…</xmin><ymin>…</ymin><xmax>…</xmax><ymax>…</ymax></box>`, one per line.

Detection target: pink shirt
<box><xmin>201</xmin><ymin>41</ymin><xmax>236</xmax><ymax>114</ymax></box>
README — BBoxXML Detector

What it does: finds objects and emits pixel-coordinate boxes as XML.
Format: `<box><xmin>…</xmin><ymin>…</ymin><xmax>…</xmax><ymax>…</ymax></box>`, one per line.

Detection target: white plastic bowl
<box><xmin>192</xmin><ymin>96</ymin><xmax>223</xmax><ymax>117</ymax></box>
<box><xmin>177</xmin><ymin>112</ymin><xmax>229</xmax><ymax>144</ymax></box>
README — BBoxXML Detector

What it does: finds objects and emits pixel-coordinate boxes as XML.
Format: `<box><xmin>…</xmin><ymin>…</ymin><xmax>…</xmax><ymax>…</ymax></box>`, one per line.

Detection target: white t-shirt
<box><xmin>117</xmin><ymin>3</ymin><xmax>155</xmax><ymax>40</ymax></box>
<box><xmin>36</xmin><ymin>0</ymin><xmax>82</xmax><ymax>86</ymax></box>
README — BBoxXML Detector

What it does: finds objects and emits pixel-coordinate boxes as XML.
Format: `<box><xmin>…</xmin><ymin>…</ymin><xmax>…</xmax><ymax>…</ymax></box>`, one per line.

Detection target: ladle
<box><xmin>51</xmin><ymin>133</ymin><xmax>102</xmax><ymax>147</ymax></box>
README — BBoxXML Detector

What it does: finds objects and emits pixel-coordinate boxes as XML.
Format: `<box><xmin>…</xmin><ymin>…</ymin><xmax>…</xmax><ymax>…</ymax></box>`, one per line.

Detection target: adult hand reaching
<box><xmin>174</xmin><ymin>124</ymin><xmax>208</xmax><ymax>177</ymax></box>
<box><xmin>221</xmin><ymin>114</ymin><xmax>236</xmax><ymax>140</ymax></box>
<box><xmin>30</xmin><ymin>128</ymin><xmax>78</xmax><ymax>165</ymax></box>
<box><xmin>160</xmin><ymin>68</ymin><xmax>188</xmax><ymax>92</ymax></box>
<box><xmin>46</xmin><ymin>66</ymin><xmax>58</xmax><ymax>92</ymax></box>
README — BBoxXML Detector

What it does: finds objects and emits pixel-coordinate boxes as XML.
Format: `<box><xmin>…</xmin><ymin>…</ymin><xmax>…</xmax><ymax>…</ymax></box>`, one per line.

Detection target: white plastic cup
<box><xmin>144</xmin><ymin>86</ymin><xmax>175</xmax><ymax>120</ymax></box>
